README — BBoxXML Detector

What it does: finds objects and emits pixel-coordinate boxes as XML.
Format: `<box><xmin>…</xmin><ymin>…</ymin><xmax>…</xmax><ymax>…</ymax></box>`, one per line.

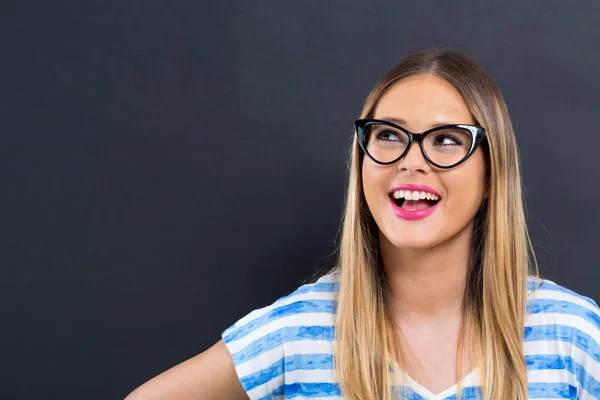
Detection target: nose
<box><xmin>397</xmin><ymin>142</ymin><xmax>430</xmax><ymax>174</ymax></box>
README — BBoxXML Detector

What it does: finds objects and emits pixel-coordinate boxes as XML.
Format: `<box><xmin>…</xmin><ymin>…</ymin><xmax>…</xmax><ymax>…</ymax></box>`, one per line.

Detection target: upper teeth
<box><xmin>392</xmin><ymin>190</ymin><xmax>439</xmax><ymax>201</ymax></box>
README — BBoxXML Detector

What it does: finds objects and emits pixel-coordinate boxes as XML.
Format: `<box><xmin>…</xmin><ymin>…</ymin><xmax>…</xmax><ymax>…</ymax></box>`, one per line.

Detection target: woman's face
<box><xmin>362</xmin><ymin>74</ymin><xmax>487</xmax><ymax>249</ymax></box>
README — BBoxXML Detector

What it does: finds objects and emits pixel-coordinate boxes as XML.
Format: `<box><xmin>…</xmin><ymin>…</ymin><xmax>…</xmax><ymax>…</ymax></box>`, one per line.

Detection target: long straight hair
<box><xmin>329</xmin><ymin>49</ymin><xmax>538</xmax><ymax>399</ymax></box>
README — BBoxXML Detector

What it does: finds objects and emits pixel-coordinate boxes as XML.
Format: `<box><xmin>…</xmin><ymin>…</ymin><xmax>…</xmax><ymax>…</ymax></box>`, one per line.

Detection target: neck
<box><xmin>381</xmin><ymin>222</ymin><xmax>474</xmax><ymax>320</ymax></box>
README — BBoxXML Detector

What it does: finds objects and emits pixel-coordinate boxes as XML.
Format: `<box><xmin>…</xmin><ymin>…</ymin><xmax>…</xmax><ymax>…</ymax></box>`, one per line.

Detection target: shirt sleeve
<box><xmin>572</xmin><ymin>296</ymin><xmax>600</xmax><ymax>399</ymax></box>
<box><xmin>221</xmin><ymin>301</ymin><xmax>287</xmax><ymax>400</ymax></box>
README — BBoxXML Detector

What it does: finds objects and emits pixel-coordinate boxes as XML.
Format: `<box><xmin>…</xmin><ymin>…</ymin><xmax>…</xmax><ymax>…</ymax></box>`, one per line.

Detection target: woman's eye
<box><xmin>434</xmin><ymin>134</ymin><xmax>462</xmax><ymax>146</ymax></box>
<box><xmin>375</xmin><ymin>130</ymin><xmax>402</xmax><ymax>142</ymax></box>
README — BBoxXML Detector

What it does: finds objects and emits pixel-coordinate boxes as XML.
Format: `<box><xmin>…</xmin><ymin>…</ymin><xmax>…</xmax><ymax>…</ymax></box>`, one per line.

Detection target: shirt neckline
<box><xmin>393</xmin><ymin>364</ymin><xmax>480</xmax><ymax>400</ymax></box>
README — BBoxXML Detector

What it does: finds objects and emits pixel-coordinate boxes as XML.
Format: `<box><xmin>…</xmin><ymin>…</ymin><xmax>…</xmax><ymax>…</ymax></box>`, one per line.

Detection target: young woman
<box><xmin>126</xmin><ymin>49</ymin><xmax>600</xmax><ymax>400</ymax></box>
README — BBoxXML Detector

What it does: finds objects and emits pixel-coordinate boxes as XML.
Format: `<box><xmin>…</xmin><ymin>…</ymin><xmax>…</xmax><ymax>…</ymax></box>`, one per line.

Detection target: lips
<box><xmin>388</xmin><ymin>184</ymin><xmax>441</xmax><ymax>221</ymax></box>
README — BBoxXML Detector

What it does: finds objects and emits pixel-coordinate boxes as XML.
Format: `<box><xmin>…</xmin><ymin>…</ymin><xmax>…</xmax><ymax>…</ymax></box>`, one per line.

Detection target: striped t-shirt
<box><xmin>221</xmin><ymin>270</ymin><xmax>600</xmax><ymax>399</ymax></box>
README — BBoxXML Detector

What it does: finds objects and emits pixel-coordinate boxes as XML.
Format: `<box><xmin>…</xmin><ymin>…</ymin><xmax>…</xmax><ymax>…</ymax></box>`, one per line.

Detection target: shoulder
<box><xmin>526</xmin><ymin>276</ymin><xmax>600</xmax><ymax>341</ymax></box>
<box><xmin>220</xmin><ymin>270</ymin><xmax>340</xmax><ymax>399</ymax></box>
<box><xmin>525</xmin><ymin>276</ymin><xmax>600</xmax><ymax>398</ymax></box>
<box><xmin>526</xmin><ymin>276</ymin><xmax>600</xmax><ymax>329</ymax></box>
<box><xmin>222</xmin><ymin>270</ymin><xmax>339</xmax><ymax>347</ymax></box>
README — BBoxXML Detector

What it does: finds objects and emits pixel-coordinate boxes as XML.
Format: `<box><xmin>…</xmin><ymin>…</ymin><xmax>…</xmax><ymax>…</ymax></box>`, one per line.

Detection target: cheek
<box><xmin>361</xmin><ymin>160</ymin><xmax>386</xmax><ymax>208</ymax></box>
<box><xmin>444</xmin><ymin>157</ymin><xmax>487</xmax><ymax>212</ymax></box>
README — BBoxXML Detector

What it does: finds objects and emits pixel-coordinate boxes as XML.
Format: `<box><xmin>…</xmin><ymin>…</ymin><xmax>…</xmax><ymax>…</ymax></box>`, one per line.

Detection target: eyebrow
<box><xmin>380</xmin><ymin>117</ymin><xmax>455</xmax><ymax>129</ymax></box>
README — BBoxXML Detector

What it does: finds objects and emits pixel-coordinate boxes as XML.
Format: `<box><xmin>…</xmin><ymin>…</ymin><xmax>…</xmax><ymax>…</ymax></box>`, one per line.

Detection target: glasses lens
<box><xmin>423</xmin><ymin>127</ymin><xmax>473</xmax><ymax>167</ymax></box>
<box><xmin>364</xmin><ymin>123</ymin><xmax>410</xmax><ymax>163</ymax></box>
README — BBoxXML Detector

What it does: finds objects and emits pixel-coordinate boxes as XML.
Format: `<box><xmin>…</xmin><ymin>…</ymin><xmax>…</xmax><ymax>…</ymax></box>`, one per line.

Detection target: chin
<box><xmin>383</xmin><ymin>233</ymin><xmax>442</xmax><ymax>250</ymax></box>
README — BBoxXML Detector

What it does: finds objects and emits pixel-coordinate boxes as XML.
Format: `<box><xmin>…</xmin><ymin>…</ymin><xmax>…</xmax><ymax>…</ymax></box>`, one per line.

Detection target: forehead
<box><xmin>373</xmin><ymin>74</ymin><xmax>474</xmax><ymax>126</ymax></box>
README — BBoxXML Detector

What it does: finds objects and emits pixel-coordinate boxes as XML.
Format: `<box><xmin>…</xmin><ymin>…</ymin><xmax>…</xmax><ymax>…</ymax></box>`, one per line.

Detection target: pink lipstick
<box><xmin>388</xmin><ymin>184</ymin><xmax>441</xmax><ymax>221</ymax></box>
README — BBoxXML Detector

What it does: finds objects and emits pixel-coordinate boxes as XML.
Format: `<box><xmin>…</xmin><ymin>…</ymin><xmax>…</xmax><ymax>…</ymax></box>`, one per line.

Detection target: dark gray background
<box><xmin>3</xmin><ymin>1</ymin><xmax>599</xmax><ymax>399</ymax></box>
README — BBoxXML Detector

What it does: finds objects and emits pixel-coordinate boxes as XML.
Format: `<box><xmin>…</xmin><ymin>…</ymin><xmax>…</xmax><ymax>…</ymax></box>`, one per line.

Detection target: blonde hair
<box><xmin>327</xmin><ymin>49</ymin><xmax>539</xmax><ymax>399</ymax></box>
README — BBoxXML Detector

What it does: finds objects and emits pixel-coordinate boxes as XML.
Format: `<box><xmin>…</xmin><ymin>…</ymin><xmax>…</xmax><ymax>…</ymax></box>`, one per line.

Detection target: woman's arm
<box><xmin>124</xmin><ymin>339</ymin><xmax>250</xmax><ymax>400</ymax></box>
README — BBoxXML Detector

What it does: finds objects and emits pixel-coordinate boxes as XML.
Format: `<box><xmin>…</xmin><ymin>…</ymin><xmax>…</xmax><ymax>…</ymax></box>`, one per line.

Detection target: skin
<box><xmin>362</xmin><ymin>74</ymin><xmax>488</xmax><ymax>395</ymax></box>
<box><xmin>124</xmin><ymin>340</ymin><xmax>249</xmax><ymax>399</ymax></box>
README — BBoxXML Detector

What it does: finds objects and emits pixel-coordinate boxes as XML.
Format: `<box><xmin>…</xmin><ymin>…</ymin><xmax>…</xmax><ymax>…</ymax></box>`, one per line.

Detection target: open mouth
<box><xmin>389</xmin><ymin>190</ymin><xmax>440</xmax><ymax>211</ymax></box>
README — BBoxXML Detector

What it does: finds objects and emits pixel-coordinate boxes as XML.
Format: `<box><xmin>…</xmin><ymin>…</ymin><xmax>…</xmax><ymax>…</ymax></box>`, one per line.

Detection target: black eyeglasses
<box><xmin>355</xmin><ymin>119</ymin><xmax>486</xmax><ymax>169</ymax></box>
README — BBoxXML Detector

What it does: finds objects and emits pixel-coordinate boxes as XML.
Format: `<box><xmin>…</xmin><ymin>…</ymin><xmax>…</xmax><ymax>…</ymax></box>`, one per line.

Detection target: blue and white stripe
<box><xmin>222</xmin><ymin>271</ymin><xmax>600</xmax><ymax>399</ymax></box>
